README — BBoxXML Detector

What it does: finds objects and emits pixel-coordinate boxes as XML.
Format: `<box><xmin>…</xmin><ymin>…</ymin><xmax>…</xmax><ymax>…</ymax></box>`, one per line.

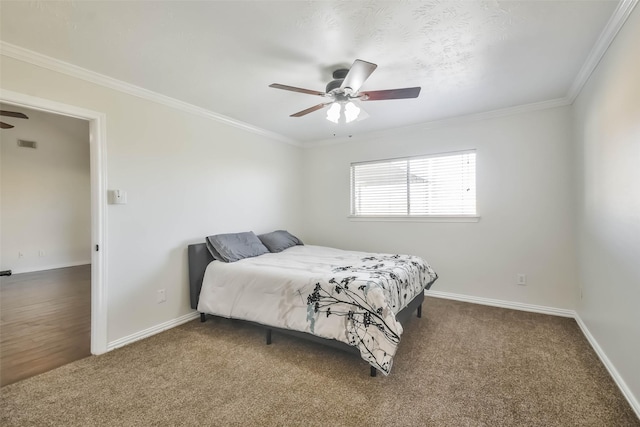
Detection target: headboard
<box><xmin>188</xmin><ymin>243</ymin><xmax>214</xmax><ymax>310</ymax></box>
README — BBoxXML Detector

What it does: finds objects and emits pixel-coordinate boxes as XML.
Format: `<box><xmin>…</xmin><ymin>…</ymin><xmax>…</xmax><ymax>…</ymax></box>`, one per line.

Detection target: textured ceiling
<box><xmin>0</xmin><ymin>1</ymin><xmax>620</xmax><ymax>143</ymax></box>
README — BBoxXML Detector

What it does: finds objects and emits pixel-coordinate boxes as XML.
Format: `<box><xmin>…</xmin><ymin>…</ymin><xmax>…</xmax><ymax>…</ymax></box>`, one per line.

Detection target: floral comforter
<box><xmin>197</xmin><ymin>245</ymin><xmax>438</xmax><ymax>375</ymax></box>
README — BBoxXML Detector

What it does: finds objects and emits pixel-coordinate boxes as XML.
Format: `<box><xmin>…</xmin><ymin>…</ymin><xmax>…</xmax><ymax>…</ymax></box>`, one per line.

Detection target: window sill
<box><xmin>348</xmin><ymin>215</ymin><xmax>480</xmax><ymax>223</ymax></box>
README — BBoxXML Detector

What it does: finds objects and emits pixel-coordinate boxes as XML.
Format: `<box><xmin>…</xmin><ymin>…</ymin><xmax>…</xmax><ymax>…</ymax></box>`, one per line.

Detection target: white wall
<box><xmin>2</xmin><ymin>10</ymin><xmax>636</xmax><ymax>408</ymax></box>
<box><xmin>1</xmin><ymin>104</ymin><xmax>91</xmax><ymax>273</ymax></box>
<box><xmin>573</xmin><ymin>5</ymin><xmax>640</xmax><ymax>409</ymax></box>
<box><xmin>0</xmin><ymin>56</ymin><xmax>303</xmax><ymax>343</ymax></box>
<box><xmin>302</xmin><ymin>107</ymin><xmax>578</xmax><ymax>310</ymax></box>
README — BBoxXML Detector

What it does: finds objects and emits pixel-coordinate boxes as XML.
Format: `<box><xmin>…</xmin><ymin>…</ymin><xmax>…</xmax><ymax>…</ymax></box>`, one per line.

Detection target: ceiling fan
<box><xmin>269</xmin><ymin>59</ymin><xmax>420</xmax><ymax>122</ymax></box>
<box><xmin>1</xmin><ymin>110</ymin><xmax>29</xmax><ymax>129</ymax></box>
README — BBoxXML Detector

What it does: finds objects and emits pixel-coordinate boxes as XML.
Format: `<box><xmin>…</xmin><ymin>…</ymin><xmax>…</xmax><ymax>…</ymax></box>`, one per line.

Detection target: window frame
<box><xmin>349</xmin><ymin>149</ymin><xmax>480</xmax><ymax>222</ymax></box>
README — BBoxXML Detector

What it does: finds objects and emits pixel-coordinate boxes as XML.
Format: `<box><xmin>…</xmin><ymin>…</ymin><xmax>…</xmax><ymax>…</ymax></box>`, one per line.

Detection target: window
<box><xmin>350</xmin><ymin>150</ymin><xmax>476</xmax><ymax>218</ymax></box>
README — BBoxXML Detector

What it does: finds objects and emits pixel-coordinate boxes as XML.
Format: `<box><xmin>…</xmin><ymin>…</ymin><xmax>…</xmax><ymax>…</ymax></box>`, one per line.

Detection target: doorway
<box><xmin>0</xmin><ymin>90</ymin><xmax>108</xmax><ymax>380</ymax></box>
<box><xmin>0</xmin><ymin>104</ymin><xmax>92</xmax><ymax>385</ymax></box>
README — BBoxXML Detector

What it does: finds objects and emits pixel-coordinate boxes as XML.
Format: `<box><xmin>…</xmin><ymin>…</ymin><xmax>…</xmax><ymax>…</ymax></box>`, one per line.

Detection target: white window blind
<box><xmin>350</xmin><ymin>150</ymin><xmax>476</xmax><ymax>216</ymax></box>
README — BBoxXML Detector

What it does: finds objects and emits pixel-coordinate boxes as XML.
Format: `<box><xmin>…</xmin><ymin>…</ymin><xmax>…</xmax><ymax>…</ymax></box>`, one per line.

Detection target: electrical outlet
<box><xmin>517</xmin><ymin>273</ymin><xmax>527</xmax><ymax>286</ymax></box>
<box><xmin>18</xmin><ymin>251</ymin><xmax>24</xmax><ymax>258</ymax></box>
<box><xmin>38</xmin><ymin>250</ymin><xmax>46</xmax><ymax>257</ymax></box>
<box><xmin>157</xmin><ymin>289</ymin><xmax>166</xmax><ymax>304</ymax></box>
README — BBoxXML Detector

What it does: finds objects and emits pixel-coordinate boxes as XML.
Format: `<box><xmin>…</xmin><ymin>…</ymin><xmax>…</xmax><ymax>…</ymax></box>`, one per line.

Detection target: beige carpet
<box><xmin>1</xmin><ymin>297</ymin><xmax>638</xmax><ymax>426</ymax></box>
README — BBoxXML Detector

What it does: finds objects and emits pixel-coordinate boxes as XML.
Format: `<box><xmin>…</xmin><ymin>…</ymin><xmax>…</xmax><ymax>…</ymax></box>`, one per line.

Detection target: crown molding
<box><xmin>0</xmin><ymin>41</ymin><xmax>301</xmax><ymax>147</ymax></box>
<box><xmin>305</xmin><ymin>96</ymin><xmax>572</xmax><ymax>147</ymax></box>
<box><xmin>567</xmin><ymin>0</ymin><xmax>639</xmax><ymax>102</ymax></box>
<box><xmin>303</xmin><ymin>0</ymin><xmax>639</xmax><ymax>148</ymax></box>
<box><xmin>3</xmin><ymin>0</ymin><xmax>635</xmax><ymax>149</ymax></box>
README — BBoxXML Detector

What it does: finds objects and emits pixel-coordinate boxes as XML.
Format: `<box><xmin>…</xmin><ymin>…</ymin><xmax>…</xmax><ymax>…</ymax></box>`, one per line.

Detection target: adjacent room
<box><xmin>0</xmin><ymin>104</ymin><xmax>92</xmax><ymax>387</ymax></box>
<box><xmin>0</xmin><ymin>1</ymin><xmax>638</xmax><ymax>425</ymax></box>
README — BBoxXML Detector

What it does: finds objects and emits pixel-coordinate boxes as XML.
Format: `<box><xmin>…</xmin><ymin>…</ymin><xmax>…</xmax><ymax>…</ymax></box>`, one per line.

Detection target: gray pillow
<box><xmin>258</xmin><ymin>230</ymin><xmax>303</xmax><ymax>253</ymax></box>
<box><xmin>205</xmin><ymin>231</ymin><xmax>269</xmax><ymax>263</ymax></box>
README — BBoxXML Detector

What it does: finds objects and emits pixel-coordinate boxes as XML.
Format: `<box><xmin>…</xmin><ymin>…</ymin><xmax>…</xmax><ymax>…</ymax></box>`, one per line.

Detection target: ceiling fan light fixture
<box><xmin>344</xmin><ymin>101</ymin><xmax>360</xmax><ymax>123</ymax></box>
<box><xmin>326</xmin><ymin>101</ymin><xmax>361</xmax><ymax>124</ymax></box>
<box><xmin>326</xmin><ymin>102</ymin><xmax>341</xmax><ymax>124</ymax></box>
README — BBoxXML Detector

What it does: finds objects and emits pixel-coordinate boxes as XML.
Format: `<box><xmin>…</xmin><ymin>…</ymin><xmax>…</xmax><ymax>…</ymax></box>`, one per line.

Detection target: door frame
<box><xmin>1</xmin><ymin>89</ymin><xmax>108</xmax><ymax>354</ymax></box>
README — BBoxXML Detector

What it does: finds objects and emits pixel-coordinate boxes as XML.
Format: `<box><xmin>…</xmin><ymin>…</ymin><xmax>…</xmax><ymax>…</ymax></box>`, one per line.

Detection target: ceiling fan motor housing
<box><xmin>326</xmin><ymin>68</ymin><xmax>350</xmax><ymax>94</ymax></box>
<box><xmin>332</xmin><ymin>68</ymin><xmax>349</xmax><ymax>79</ymax></box>
<box><xmin>325</xmin><ymin>79</ymin><xmax>343</xmax><ymax>94</ymax></box>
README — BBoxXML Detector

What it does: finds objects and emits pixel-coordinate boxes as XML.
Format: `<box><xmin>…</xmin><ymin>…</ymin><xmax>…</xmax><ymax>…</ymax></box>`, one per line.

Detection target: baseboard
<box><xmin>103</xmin><ymin>291</ymin><xmax>640</xmax><ymax>420</ymax></box>
<box><xmin>425</xmin><ymin>290</ymin><xmax>575</xmax><ymax>318</ymax></box>
<box><xmin>574</xmin><ymin>314</ymin><xmax>640</xmax><ymax>419</ymax></box>
<box><xmin>11</xmin><ymin>260</ymin><xmax>92</xmax><ymax>275</ymax></box>
<box><xmin>426</xmin><ymin>289</ymin><xmax>639</xmax><ymax>419</ymax></box>
<box><xmin>107</xmin><ymin>312</ymin><xmax>200</xmax><ymax>351</ymax></box>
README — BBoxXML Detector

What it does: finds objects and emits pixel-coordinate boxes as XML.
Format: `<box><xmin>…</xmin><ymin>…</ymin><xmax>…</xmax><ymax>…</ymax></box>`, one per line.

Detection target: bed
<box><xmin>188</xmin><ymin>233</ymin><xmax>437</xmax><ymax>377</ymax></box>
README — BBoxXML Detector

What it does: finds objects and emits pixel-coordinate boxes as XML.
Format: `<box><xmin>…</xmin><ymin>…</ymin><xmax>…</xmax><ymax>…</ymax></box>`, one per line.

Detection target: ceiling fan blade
<box><xmin>1</xmin><ymin>122</ymin><xmax>15</xmax><ymax>129</ymax></box>
<box><xmin>361</xmin><ymin>87</ymin><xmax>421</xmax><ymax>101</ymax></box>
<box><xmin>290</xmin><ymin>103</ymin><xmax>332</xmax><ymax>117</ymax></box>
<box><xmin>341</xmin><ymin>59</ymin><xmax>377</xmax><ymax>94</ymax></box>
<box><xmin>269</xmin><ymin>83</ymin><xmax>326</xmax><ymax>97</ymax></box>
<box><xmin>0</xmin><ymin>110</ymin><xmax>29</xmax><ymax>119</ymax></box>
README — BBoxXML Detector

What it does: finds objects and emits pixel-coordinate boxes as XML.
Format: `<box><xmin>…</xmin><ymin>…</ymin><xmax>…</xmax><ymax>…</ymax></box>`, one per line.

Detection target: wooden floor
<box><xmin>0</xmin><ymin>265</ymin><xmax>91</xmax><ymax>387</ymax></box>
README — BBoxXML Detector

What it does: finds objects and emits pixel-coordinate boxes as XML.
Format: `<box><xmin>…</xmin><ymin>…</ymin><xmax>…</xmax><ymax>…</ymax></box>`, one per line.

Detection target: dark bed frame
<box><xmin>188</xmin><ymin>243</ymin><xmax>425</xmax><ymax>377</ymax></box>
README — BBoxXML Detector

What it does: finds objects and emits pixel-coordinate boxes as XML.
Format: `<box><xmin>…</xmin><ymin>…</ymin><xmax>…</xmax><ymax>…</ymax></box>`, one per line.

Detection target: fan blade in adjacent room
<box><xmin>0</xmin><ymin>122</ymin><xmax>15</xmax><ymax>129</ymax></box>
<box><xmin>269</xmin><ymin>84</ymin><xmax>326</xmax><ymax>97</ymax></box>
<box><xmin>341</xmin><ymin>59</ymin><xmax>377</xmax><ymax>94</ymax></box>
<box><xmin>290</xmin><ymin>103</ymin><xmax>332</xmax><ymax>117</ymax></box>
<box><xmin>0</xmin><ymin>111</ymin><xmax>29</xmax><ymax>119</ymax></box>
<box><xmin>361</xmin><ymin>87</ymin><xmax>421</xmax><ymax>101</ymax></box>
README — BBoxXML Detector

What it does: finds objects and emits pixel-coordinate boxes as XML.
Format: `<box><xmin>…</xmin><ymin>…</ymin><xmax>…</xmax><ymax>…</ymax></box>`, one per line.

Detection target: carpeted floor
<box><xmin>1</xmin><ymin>297</ymin><xmax>638</xmax><ymax>426</ymax></box>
